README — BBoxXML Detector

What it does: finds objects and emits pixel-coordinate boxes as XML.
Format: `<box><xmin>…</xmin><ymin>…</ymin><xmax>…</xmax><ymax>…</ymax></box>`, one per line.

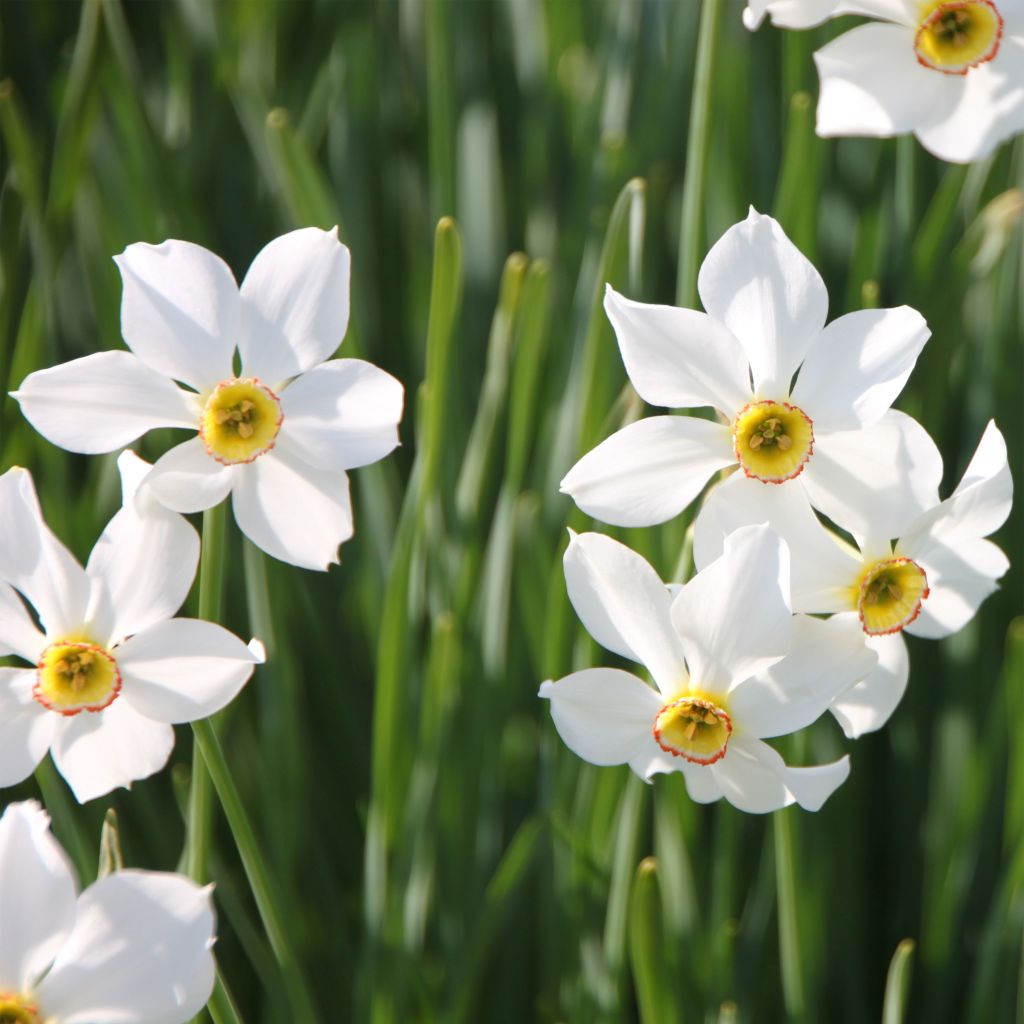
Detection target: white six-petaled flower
<box><xmin>560</xmin><ymin>209</ymin><xmax>940</xmax><ymax>542</ymax></box>
<box><xmin>13</xmin><ymin>227</ymin><xmax>404</xmax><ymax>570</ymax></box>
<box><xmin>0</xmin><ymin>800</ymin><xmax>215</xmax><ymax>1024</ymax></box>
<box><xmin>744</xmin><ymin>0</ymin><xmax>1024</xmax><ymax>163</ymax></box>
<box><xmin>694</xmin><ymin>421</ymin><xmax>1012</xmax><ymax>737</ymax></box>
<box><xmin>539</xmin><ymin>526</ymin><xmax>876</xmax><ymax>813</ymax></box>
<box><xmin>0</xmin><ymin>453</ymin><xmax>262</xmax><ymax>802</ymax></box>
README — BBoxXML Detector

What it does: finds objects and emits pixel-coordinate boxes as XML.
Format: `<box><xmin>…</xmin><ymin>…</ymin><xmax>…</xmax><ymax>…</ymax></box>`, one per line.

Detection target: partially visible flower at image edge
<box><xmin>13</xmin><ymin>227</ymin><xmax>404</xmax><ymax>571</ymax></box>
<box><xmin>539</xmin><ymin>525</ymin><xmax>876</xmax><ymax>813</ymax></box>
<box><xmin>0</xmin><ymin>800</ymin><xmax>215</xmax><ymax>1024</ymax></box>
<box><xmin>743</xmin><ymin>0</ymin><xmax>1024</xmax><ymax>163</ymax></box>
<box><xmin>0</xmin><ymin>452</ymin><xmax>262</xmax><ymax>802</ymax></box>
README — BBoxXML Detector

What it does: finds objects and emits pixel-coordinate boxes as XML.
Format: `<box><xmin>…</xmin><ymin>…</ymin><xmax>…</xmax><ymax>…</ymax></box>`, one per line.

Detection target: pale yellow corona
<box><xmin>34</xmin><ymin>640</ymin><xmax>121</xmax><ymax>715</ymax></box>
<box><xmin>915</xmin><ymin>0</ymin><xmax>1002</xmax><ymax>73</ymax></box>
<box><xmin>200</xmin><ymin>377</ymin><xmax>283</xmax><ymax>465</ymax></box>
<box><xmin>0</xmin><ymin>992</ymin><xmax>42</xmax><ymax>1024</ymax></box>
<box><xmin>733</xmin><ymin>400</ymin><xmax>814</xmax><ymax>483</ymax></box>
<box><xmin>855</xmin><ymin>558</ymin><xmax>930</xmax><ymax>635</ymax></box>
<box><xmin>653</xmin><ymin>696</ymin><xmax>732</xmax><ymax>765</ymax></box>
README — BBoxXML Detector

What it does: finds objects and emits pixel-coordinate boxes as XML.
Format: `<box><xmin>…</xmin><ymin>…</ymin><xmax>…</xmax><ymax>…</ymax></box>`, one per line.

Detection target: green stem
<box><xmin>774</xmin><ymin>810</ymin><xmax>806</xmax><ymax>1021</ymax></box>
<box><xmin>207</xmin><ymin>969</ymin><xmax>245</xmax><ymax>1024</ymax></box>
<box><xmin>675</xmin><ymin>0</ymin><xmax>723</xmax><ymax>308</ymax></box>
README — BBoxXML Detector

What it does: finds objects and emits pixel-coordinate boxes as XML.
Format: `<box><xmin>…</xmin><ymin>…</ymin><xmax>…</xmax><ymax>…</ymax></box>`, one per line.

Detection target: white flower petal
<box><xmin>916</xmin><ymin>45</ymin><xmax>1024</xmax><ymax>163</ymax></box>
<box><xmin>0</xmin><ymin>670</ymin><xmax>57</xmax><ymax>788</ymax></box>
<box><xmin>697</xmin><ymin>209</ymin><xmax>828</xmax><ymax>396</ymax></box>
<box><xmin>37</xmin><ymin>870</ymin><xmax>215</xmax><ymax>1024</ymax></box>
<box><xmin>239</xmin><ymin>227</ymin><xmax>351</xmax><ymax>387</ymax></box>
<box><xmin>50</xmin><ymin>700</ymin><xmax>175</xmax><ymax>803</ymax></box>
<box><xmin>814</xmin><ymin>23</ymin><xmax>960</xmax><ymax>139</ymax></box>
<box><xmin>87</xmin><ymin>459</ymin><xmax>200</xmax><ymax>645</ymax></box>
<box><xmin>831</xmin><ymin>628</ymin><xmax>908</xmax><ymax>738</ymax></box>
<box><xmin>13</xmin><ymin>351</ymin><xmax>197</xmax><ymax>454</ymax></box>
<box><xmin>0</xmin><ymin>468</ymin><xmax>92</xmax><ymax>638</ymax></box>
<box><xmin>791</xmin><ymin>306</ymin><xmax>930</xmax><ymax>431</ymax></box>
<box><xmin>115</xmin><ymin>239</ymin><xmax>240</xmax><ymax>391</ymax></box>
<box><xmin>728</xmin><ymin>615</ymin><xmax>876</xmax><ymax>739</ymax></box>
<box><xmin>118</xmin><ymin>619</ymin><xmax>261</xmax><ymax>724</ymax></box>
<box><xmin>144</xmin><ymin>438</ymin><xmax>238</xmax><ymax>515</ymax></box>
<box><xmin>671</xmin><ymin>524</ymin><xmax>792</xmax><ymax>691</ymax></box>
<box><xmin>562</xmin><ymin>532</ymin><xmax>688</xmax><ymax>695</ymax></box>
<box><xmin>899</xmin><ymin>422</ymin><xmax>1012</xmax><ymax>638</ymax></box>
<box><xmin>0</xmin><ymin>800</ymin><xmax>77</xmax><ymax>993</ymax></box>
<box><xmin>693</xmin><ymin>471</ymin><xmax>861</xmax><ymax>614</ymax></box>
<box><xmin>744</xmin><ymin>0</ymin><xmax>914</xmax><ymax>30</ymax></box>
<box><xmin>681</xmin><ymin>764</ymin><xmax>723</xmax><ymax>803</ymax></box>
<box><xmin>539</xmin><ymin>669</ymin><xmax>663</xmax><ymax>767</ymax></box>
<box><xmin>559</xmin><ymin>416</ymin><xmax>734</xmax><ymax>527</ymax></box>
<box><xmin>712</xmin><ymin>738</ymin><xmax>849</xmax><ymax>813</ymax></box>
<box><xmin>802</xmin><ymin>410</ymin><xmax>943</xmax><ymax>541</ymax></box>
<box><xmin>0</xmin><ymin>583</ymin><xmax>46</xmax><ymax>661</ymax></box>
<box><xmin>231</xmin><ymin>442</ymin><xmax>353</xmax><ymax>570</ymax></box>
<box><xmin>279</xmin><ymin>358</ymin><xmax>403</xmax><ymax>472</ymax></box>
<box><xmin>603</xmin><ymin>286</ymin><xmax>752</xmax><ymax>415</ymax></box>
<box><xmin>629</xmin><ymin>744</ymin><xmax>683</xmax><ymax>781</ymax></box>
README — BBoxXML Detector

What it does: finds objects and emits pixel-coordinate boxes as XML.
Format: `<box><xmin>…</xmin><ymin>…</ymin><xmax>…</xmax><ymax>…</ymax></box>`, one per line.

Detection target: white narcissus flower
<box><xmin>744</xmin><ymin>0</ymin><xmax>1024</xmax><ymax>163</ymax></box>
<box><xmin>0</xmin><ymin>800</ymin><xmax>215</xmax><ymax>1024</ymax></box>
<box><xmin>561</xmin><ymin>209</ymin><xmax>940</xmax><ymax>540</ymax></box>
<box><xmin>0</xmin><ymin>453</ymin><xmax>262</xmax><ymax>802</ymax></box>
<box><xmin>13</xmin><ymin>227</ymin><xmax>404</xmax><ymax>571</ymax></box>
<box><xmin>694</xmin><ymin>421</ymin><xmax>1012</xmax><ymax>738</ymax></box>
<box><xmin>538</xmin><ymin>526</ymin><xmax>876</xmax><ymax>813</ymax></box>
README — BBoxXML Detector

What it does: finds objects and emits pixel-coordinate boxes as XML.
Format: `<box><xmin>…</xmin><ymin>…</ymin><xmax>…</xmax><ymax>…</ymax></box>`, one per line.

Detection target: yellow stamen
<box><xmin>915</xmin><ymin>1</ymin><xmax>1002</xmax><ymax>74</ymax></box>
<box><xmin>35</xmin><ymin>641</ymin><xmax>121</xmax><ymax>716</ymax></box>
<box><xmin>854</xmin><ymin>558</ymin><xmax>930</xmax><ymax>635</ymax></box>
<box><xmin>733</xmin><ymin>400</ymin><xmax>814</xmax><ymax>484</ymax></box>
<box><xmin>0</xmin><ymin>992</ymin><xmax>41</xmax><ymax>1024</ymax></box>
<box><xmin>200</xmin><ymin>377</ymin><xmax>283</xmax><ymax>466</ymax></box>
<box><xmin>653</xmin><ymin>696</ymin><xmax>732</xmax><ymax>766</ymax></box>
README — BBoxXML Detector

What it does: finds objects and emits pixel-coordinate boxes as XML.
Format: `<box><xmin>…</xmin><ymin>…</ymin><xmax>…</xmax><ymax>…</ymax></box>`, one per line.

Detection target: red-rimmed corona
<box><xmin>856</xmin><ymin>557</ymin><xmax>930</xmax><ymax>636</ymax></box>
<box><xmin>733</xmin><ymin>399</ymin><xmax>814</xmax><ymax>484</ymax></box>
<box><xmin>653</xmin><ymin>696</ymin><xmax>732</xmax><ymax>765</ymax></box>
<box><xmin>34</xmin><ymin>640</ymin><xmax>122</xmax><ymax>716</ymax></box>
<box><xmin>914</xmin><ymin>0</ymin><xmax>1003</xmax><ymax>75</ymax></box>
<box><xmin>199</xmin><ymin>376</ymin><xmax>284</xmax><ymax>465</ymax></box>
<box><xmin>0</xmin><ymin>992</ymin><xmax>42</xmax><ymax>1024</ymax></box>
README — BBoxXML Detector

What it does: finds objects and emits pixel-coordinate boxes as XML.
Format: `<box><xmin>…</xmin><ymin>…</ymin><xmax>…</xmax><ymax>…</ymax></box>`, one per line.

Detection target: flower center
<box><xmin>856</xmin><ymin>558</ymin><xmax>930</xmax><ymax>635</ymax></box>
<box><xmin>34</xmin><ymin>640</ymin><xmax>122</xmax><ymax>716</ymax></box>
<box><xmin>733</xmin><ymin>400</ymin><xmax>814</xmax><ymax>484</ymax></box>
<box><xmin>653</xmin><ymin>697</ymin><xmax>732</xmax><ymax>765</ymax></box>
<box><xmin>915</xmin><ymin>1</ymin><xmax>1002</xmax><ymax>73</ymax></box>
<box><xmin>0</xmin><ymin>992</ymin><xmax>41</xmax><ymax>1024</ymax></box>
<box><xmin>200</xmin><ymin>377</ymin><xmax>283</xmax><ymax>466</ymax></box>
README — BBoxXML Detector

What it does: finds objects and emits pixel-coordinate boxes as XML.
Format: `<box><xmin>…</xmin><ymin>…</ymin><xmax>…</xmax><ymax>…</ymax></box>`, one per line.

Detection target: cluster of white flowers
<box><xmin>543</xmin><ymin>209</ymin><xmax>1012</xmax><ymax>813</ymax></box>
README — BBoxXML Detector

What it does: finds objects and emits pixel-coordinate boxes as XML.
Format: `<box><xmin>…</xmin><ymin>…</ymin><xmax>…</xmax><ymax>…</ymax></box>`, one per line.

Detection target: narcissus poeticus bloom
<box><xmin>13</xmin><ymin>228</ymin><xmax>404</xmax><ymax>570</ymax></box>
<box><xmin>561</xmin><ymin>210</ymin><xmax>940</xmax><ymax>541</ymax></box>
<box><xmin>0</xmin><ymin>454</ymin><xmax>261</xmax><ymax>802</ymax></box>
<box><xmin>694</xmin><ymin>421</ymin><xmax>1012</xmax><ymax>737</ymax></box>
<box><xmin>744</xmin><ymin>0</ymin><xmax>1024</xmax><ymax>163</ymax></box>
<box><xmin>0</xmin><ymin>800</ymin><xmax>215</xmax><ymax>1024</ymax></box>
<box><xmin>539</xmin><ymin>526</ymin><xmax>875</xmax><ymax>813</ymax></box>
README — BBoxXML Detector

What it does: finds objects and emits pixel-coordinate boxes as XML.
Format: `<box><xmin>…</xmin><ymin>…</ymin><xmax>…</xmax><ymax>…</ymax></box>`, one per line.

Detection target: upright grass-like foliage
<box><xmin>0</xmin><ymin>2</ymin><xmax>1021</xmax><ymax>1021</ymax></box>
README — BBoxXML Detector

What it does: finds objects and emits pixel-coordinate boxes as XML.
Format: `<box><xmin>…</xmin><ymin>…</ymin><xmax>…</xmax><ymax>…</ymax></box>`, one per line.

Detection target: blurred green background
<box><xmin>1</xmin><ymin>1</ymin><xmax>1022</xmax><ymax>1021</ymax></box>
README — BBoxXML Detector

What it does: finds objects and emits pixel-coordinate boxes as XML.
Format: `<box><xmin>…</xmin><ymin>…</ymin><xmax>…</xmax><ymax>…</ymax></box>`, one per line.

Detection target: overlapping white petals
<box><xmin>744</xmin><ymin>0</ymin><xmax>913</xmax><ymax>30</ymax></box>
<box><xmin>563</xmin><ymin>531</ymin><xmax>687</xmax><ymax>694</ymax></box>
<box><xmin>231</xmin><ymin>440</ymin><xmax>354</xmax><ymax>570</ymax></box>
<box><xmin>559</xmin><ymin>416</ymin><xmax>733</xmax><ymax>527</ymax></box>
<box><xmin>37</xmin><ymin>871</ymin><xmax>215</xmax><ymax>1024</ymax></box>
<box><xmin>697</xmin><ymin>208</ymin><xmax>828</xmax><ymax>396</ymax></box>
<box><xmin>0</xmin><ymin>801</ymin><xmax>77</xmax><ymax>994</ymax></box>
<box><xmin>114</xmin><ymin>239</ymin><xmax>240</xmax><ymax>391</ymax></box>
<box><xmin>118</xmin><ymin>621</ymin><xmax>263</xmax><ymax>724</ymax></box>
<box><xmin>239</xmin><ymin>226</ymin><xmax>351</xmax><ymax>387</ymax></box>
<box><xmin>0</xmin><ymin>671</ymin><xmax>57</xmax><ymax>788</ymax></box>
<box><xmin>145</xmin><ymin>438</ymin><xmax>238</xmax><ymax>514</ymax></box>
<box><xmin>803</xmin><ymin>410</ymin><xmax>943</xmax><ymax>541</ymax></box>
<box><xmin>671</xmin><ymin>525</ymin><xmax>792</xmax><ymax>690</ymax></box>
<box><xmin>830</xmin><ymin>629</ymin><xmax>909</xmax><ymax>738</ymax></box>
<box><xmin>12</xmin><ymin>351</ymin><xmax>198</xmax><ymax>455</ymax></box>
<box><xmin>602</xmin><ymin>286</ymin><xmax>751</xmax><ymax>415</ymax></box>
<box><xmin>280</xmin><ymin>358</ymin><xmax>404</xmax><ymax>472</ymax></box>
